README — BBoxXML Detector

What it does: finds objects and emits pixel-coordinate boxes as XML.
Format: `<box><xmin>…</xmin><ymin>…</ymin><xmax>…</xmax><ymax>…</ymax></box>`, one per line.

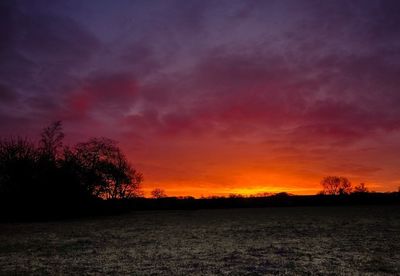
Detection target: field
<box><xmin>1</xmin><ymin>206</ymin><xmax>400</xmax><ymax>275</ymax></box>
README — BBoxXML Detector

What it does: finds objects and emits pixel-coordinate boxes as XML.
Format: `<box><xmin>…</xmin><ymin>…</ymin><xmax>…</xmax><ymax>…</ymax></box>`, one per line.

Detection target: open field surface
<box><xmin>1</xmin><ymin>205</ymin><xmax>400</xmax><ymax>275</ymax></box>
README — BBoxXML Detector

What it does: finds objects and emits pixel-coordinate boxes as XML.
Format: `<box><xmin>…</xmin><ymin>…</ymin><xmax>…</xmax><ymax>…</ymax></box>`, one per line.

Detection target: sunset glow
<box><xmin>1</xmin><ymin>0</ymin><xmax>400</xmax><ymax>197</ymax></box>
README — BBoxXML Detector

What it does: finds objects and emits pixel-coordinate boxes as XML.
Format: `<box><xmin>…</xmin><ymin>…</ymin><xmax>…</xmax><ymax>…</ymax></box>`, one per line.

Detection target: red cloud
<box><xmin>67</xmin><ymin>73</ymin><xmax>139</xmax><ymax>120</ymax></box>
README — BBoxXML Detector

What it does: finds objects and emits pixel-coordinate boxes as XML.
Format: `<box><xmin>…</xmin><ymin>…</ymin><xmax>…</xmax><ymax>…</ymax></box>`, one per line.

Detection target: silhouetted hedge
<box><xmin>69</xmin><ymin>192</ymin><xmax>400</xmax><ymax>215</ymax></box>
<box><xmin>0</xmin><ymin>122</ymin><xmax>142</xmax><ymax>221</ymax></box>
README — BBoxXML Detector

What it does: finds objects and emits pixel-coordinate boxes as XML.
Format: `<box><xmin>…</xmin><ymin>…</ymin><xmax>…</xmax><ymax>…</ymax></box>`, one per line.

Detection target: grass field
<box><xmin>1</xmin><ymin>205</ymin><xmax>399</xmax><ymax>275</ymax></box>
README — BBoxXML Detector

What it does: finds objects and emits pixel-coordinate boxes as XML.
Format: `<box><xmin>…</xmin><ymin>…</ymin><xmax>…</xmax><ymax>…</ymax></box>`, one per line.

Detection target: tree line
<box><xmin>149</xmin><ymin>177</ymin><xmax>371</xmax><ymax>200</ymax></box>
<box><xmin>320</xmin><ymin>176</ymin><xmax>370</xmax><ymax>195</ymax></box>
<box><xmin>0</xmin><ymin>121</ymin><xmax>143</xmax><ymax>211</ymax></box>
<box><xmin>1</xmin><ymin>122</ymin><xmax>398</xmax><ymax>221</ymax></box>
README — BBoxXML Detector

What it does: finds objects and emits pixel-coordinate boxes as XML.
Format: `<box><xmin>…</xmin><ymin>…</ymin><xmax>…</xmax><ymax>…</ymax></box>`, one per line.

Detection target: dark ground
<box><xmin>1</xmin><ymin>205</ymin><xmax>399</xmax><ymax>275</ymax></box>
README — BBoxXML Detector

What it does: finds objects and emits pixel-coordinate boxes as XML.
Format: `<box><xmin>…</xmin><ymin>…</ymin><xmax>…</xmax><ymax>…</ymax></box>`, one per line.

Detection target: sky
<box><xmin>1</xmin><ymin>0</ymin><xmax>400</xmax><ymax>197</ymax></box>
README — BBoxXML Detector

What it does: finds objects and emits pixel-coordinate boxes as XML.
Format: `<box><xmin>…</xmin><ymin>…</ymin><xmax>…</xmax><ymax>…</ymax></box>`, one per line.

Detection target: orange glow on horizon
<box><xmin>126</xmin><ymin>127</ymin><xmax>400</xmax><ymax>199</ymax></box>
<box><xmin>139</xmin><ymin>171</ymin><xmax>390</xmax><ymax>198</ymax></box>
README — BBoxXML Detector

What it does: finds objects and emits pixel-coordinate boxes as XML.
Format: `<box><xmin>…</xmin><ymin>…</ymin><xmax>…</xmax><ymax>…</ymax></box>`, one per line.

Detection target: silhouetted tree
<box><xmin>151</xmin><ymin>188</ymin><xmax>167</xmax><ymax>198</ymax></box>
<box><xmin>353</xmin><ymin>183</ymin><xmax>369</xmax><ymax>193</ymax></box>
<box><xmin>39</xmin><ymin>121</ymin><xmax>64</xmax><ymax>160</ymax></box>
<box><xmin>57</xmin><ymin>146</ymin><xmax>93</xmax><ymax>201</ymax></box>
<box><xmin>229</xmin><ymin>193</ymin><xmax>244</xmax><ymax>198</ymax></box>
<box><xmin>36</xmin><ymin>122</ymin><xmax>66</xmax><ymax>201</ymax></box>
<box><xmin>253</xmin><ymin>192</ymin><xmax>273</xmax><ymax>197</ymax></box>
<box><xmin>0</xmin><ymin>121</ymin><xmax>144</xmax><ymax>216</ymax></box>
<box><xmin>0</xmin><ymin>137</ymin><xmax>37</xmax><ymax>201</ymax></box>
<box><xmin>73</xmin><ymin>138</ymin><xmax>143</xmax><ymax>199</ymax></box>
<box><xmin>321</xmin><ymin>176</ymin><xmax>352</xmax><ymax>195</ymax></box>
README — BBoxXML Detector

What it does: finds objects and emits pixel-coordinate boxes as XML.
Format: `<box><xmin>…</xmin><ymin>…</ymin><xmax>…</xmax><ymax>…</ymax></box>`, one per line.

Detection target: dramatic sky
<box><xmin>1</xmin><ymin>0</ymin><xmax>400</xmax><ymax>196</ymax></box>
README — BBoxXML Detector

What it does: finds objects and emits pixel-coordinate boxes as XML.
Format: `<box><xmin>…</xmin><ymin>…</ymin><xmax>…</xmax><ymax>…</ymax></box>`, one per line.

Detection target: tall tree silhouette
<box><xmin>36</xmin><ymin>121</ymin><xmax>66</xmax><ymax>201</ymax></box>
<box><xmin>0</xmin><ymin>138</ymin><xmax>37</xmax><ymax>202</ymax></box>
<box><xmin>74</xmin><ymin>138</ymin><xmax>143</xmax><ymax>199</ymax></box>
<box><xmin>39</xmin><ymin>121</ymin><xmax>64</xmax><ymax>160</ymax></box>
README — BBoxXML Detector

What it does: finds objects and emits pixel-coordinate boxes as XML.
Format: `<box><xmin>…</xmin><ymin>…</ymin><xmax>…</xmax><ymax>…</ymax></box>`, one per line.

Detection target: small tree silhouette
<box><xmin>229</xmin><ymin>193</ymin><xmax>244</xmax><ymax>198</ymax></box>
<box><xmin>353</xmin><ymin>183</ymin><xmax>369</xmax><ymax>193</ymax></box>
<box><xmin>321</xmin><ymin>176</ymin><xmax>352</xmax><ymax>195</ymax></box>
<box><xmin>151</xmin><ymin>188</ymin><xmax>167</xmax><ymax>198</ymax></box>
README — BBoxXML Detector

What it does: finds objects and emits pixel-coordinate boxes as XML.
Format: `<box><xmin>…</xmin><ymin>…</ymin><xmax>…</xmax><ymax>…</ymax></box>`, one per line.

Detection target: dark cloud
<box><xmin>0</xmin><ymin>83</ymin><xmax>17</xmax><ymax>103</ymax></box>
<box><xmin>0</xmin><ymin>0</ymin><xmax>100</xmax><ymax>130</ymax></box>
<box><xmin>0</xmin><ymin>1</ymin><xmax>99</xmax><ymax>76</ymax></box>
<box><xmin>120</xmin><ymin>43</ymin><xmax>161</xmax><ymax>76</ymax></box>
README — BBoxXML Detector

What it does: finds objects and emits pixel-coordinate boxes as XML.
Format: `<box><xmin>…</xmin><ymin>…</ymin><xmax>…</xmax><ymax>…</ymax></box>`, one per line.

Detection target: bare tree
<box><xmin>104</xmin><ymin>150</ymin><xmax>143</xmax><ymax>199</ymax></box>
<box><xmin>253</xmin><ymin>192</ymin><xmax>273</xmax><ymax>198</ymax></box>
<box><xmin>0</xmin><ymin>137</ymin><xmax>37</xmax><ymax>162</ymax></box>
<box><xmin>229</xmin><ymin>193</ymin><xmax>244</xmax><ymax>198</ymax></box>
<box><xmin>0</xmin><ymin>137</ymin><xmax>37</xmax><ymax>199</ymax></box>
<box><xmin>0</xmin><ymin>121</ymin><xmax>145</xmax><ymax>218</ymax></box>
<box><xmin>353</xmin><ymin>183</ymin><xmax>369</xmax><ymax>193</ymax></box>
<box><xmin>74</xmin><ymin>137</ymin><xmax>143</xmax><ymax>199</ymax></box>
<box><xmin>321</xmin><ymin>176</ymin><xmax>352</xmax><ymax>195</ymax></box>
<box><xmin>151</xmin><ymin>188</ymin><xmax>167</xmax><ymax>198</ymax></box>
<box><xmin>39</xmin><ymin>121</ymin><xmax>64</xmax><ymax>160</ymax></box>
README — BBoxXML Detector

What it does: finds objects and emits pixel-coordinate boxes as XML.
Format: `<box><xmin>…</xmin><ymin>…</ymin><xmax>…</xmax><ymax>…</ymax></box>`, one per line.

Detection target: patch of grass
<box><xmin>0</xmin><ymin>206</ymin><xmax>399</xmax><ymax>274</ymax></box>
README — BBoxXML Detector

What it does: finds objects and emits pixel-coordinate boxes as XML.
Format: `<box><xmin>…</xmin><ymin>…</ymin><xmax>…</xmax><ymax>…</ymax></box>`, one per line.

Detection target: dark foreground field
<box><xmin>1</xmin><ymin>206</ymin><xmax>399</xmax><ymax>275</ymax></box>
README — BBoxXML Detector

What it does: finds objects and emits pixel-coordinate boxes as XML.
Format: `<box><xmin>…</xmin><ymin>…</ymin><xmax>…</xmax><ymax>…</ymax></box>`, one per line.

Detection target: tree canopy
<box><xmin>0</xmin><ymin>122</ymin><xmax>143</xmax><ymax>208</ymax></box>
<box><xmin>320</xmin><ymin>176</ymin><xmax>352</xmax><ymax>195</ymax></box>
